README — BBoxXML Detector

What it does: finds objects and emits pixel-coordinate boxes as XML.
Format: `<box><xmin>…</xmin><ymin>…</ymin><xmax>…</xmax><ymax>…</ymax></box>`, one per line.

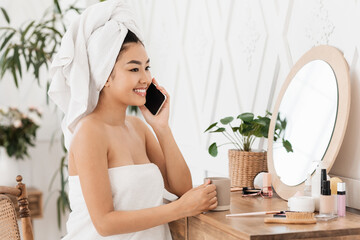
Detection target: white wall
<box><xmin>0</xmin><ymin>0</ymin><xmax>81</xmax><ymax>239</ymax></box>
<box><xmin>133</xmin><ymin>0</ymin><xmax>360</xmax><ymax>206</ymax></box>
<box><xmin>1</xmin><ymin>0</ymin><xmax>360</xmax><ymax>239</ymax></box>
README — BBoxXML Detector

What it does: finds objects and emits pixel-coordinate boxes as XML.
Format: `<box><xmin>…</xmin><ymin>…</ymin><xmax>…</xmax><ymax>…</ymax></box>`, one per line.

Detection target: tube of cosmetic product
<box><xmin>337</xmin><ymin>182</ymin><xmax>346</xmax><ymax>217</ymax></box>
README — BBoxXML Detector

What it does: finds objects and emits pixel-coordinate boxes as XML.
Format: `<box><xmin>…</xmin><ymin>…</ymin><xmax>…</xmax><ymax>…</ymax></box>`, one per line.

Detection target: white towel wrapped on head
<box><xmin>48</xmin><ymin>0</ymin><xmax>143</xmax><ymax>150</ymax></box>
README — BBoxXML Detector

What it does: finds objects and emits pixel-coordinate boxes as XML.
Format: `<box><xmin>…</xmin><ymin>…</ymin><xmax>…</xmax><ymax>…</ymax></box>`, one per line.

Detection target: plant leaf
<box><xmin>255</xmin><ymin>116</ymin><xmax>270</xmax><ymax>126</ymax></box>
<box><xmin>239</xmin><ymin>123</ymin><xmax>253</xmax><ymax>136</ymax></box>
<box><xmin>21</xmin><ymin>20</ymin><xmax>35</xmax><ymax>42</ymax></box>
<box><xmin>46</xmin><ymin>80</ymin><xmax>50</xmax><ymax>104</ymax></box>
<box><xmin>208</xmin><ymin>142</ymin><xmax>218</xmax><ymax>157</ymax></box>
<box><xmin>283</xmin><ymin>139</ymin><xmax>293</xmax><ymax>153</ymax></box>
<box><xmin>0</xmin><ymin>56</ymin><xmax>11</xmax><ymax>78</ymax></box>
<box><xmin>0</xmin><ymin>7</ymin><xmax>10</xmax><ymax>24</ymax></box>
<box><xmin>48</xmin><ymin>168</ymin><xmax>60</xmax><ymax>191</ymax></box>
<box><xmin>231</xmin><ymin>127</ymin><xmax>239</xmax><ymax>132</ymax></box>
<box><xmin>57</xmin><ymin>195</ymin><xmax>61</xmax><ymax>229</ymax></box>
<box><xmin>237</xmin><ymin>112</ymin><xmax>254</xmax><ymax>122</ymax></box>
<box><xmin>210</xmin><ymin>127</ymin><xmax>225</xmax><ymax>133</ymax></box>
<box><xmin>13</xmin><ymin>45</ymin><xmax>22</xmax><ymax>79</ymax></box>
<box><xmin>275</xmin><ymin>122</ymin><xmax>281</xmax><ymax>130</ymax></box>
<box><xmin>54</xmin><ymin>0</ymin><xmax>62</xmax><ymax>14</ymax></box>
<box><xmin>204</xmin><ymin>122</ymin><xmax>217</xmax><ymax>132</ymax></box>
<box><xmin>0</xmin><ymin>47</ymin><xmax>10</xmax><ymax>76</ymax></box>
<box><xmin>260</xmin><ymin>126</ymin><xmax>269</xmax><ymax>138</ymax></box>
<box><xmin>0</xmin><ymin>31</ymin><xmax>15</xmax><ymax>51</ymax></box>
<box><xmin>220</xmin><ymin>116</ymin><xmax>234</xmax><ymax>125</ymax></box>
<box><xmin>11</xmin><ymin>66</ymin><xmax>18</xmax><ymax>88</ymax></box>
<box><xmin>44</xmin><ymin>26</ymin><xmax>63</xmax><ymax>38</ymax></box>
<box><xmin>253</xmin><ymin>127</ymin><xmax>264</xmax><ymax>138</ymax></box>
<box><xmin>281</xmin><ymin>118</ymin><xmax>287</xmax><ymax>129</ymax></box>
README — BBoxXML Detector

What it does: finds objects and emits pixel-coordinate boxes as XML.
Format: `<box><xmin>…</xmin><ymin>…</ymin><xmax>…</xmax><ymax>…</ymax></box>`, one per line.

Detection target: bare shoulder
<box><xmin>70</xmin><ymin>115</ymin><xmax>108</xmax><ymax>156</ymax></box>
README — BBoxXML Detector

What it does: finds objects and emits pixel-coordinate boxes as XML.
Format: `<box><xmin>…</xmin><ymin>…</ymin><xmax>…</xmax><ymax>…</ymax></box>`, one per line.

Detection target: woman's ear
<box><xmin>106</xmin><ymin>67</ymin><xmax>116</xmax><ymax>86</ymax></box>
<box><xmin>104</xmin><ymin>79</ymin><xmax>110</xmax><ymax>87</ymax></box>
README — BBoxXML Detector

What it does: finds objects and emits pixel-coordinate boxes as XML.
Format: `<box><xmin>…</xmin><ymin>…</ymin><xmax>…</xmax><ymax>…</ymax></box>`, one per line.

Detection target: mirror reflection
<box><xmin>273</xmin><ymin>60</ymin><xmax>338</xmax><ymax>186</ymax></box>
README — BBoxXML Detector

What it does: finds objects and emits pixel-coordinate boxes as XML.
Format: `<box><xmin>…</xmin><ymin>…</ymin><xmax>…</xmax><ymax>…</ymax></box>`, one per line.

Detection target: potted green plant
<box><xmin>0</xmin><ymin>1</ymin><xmax>80</xmax><ymax>228</ymax></box>
<box><xmin>0</xmin><ymin>106</ymin><xmax>42</xmax><ymax>185</ymax></box>
<box><xmin>0</xmin><ymin>0</ymin><xmax>137</xmax><ymax>229</ymax></box>
<box><xmin>204</xmin><ymin>111</ymin><xmax>292</xmax><ymax>188</ymax></box>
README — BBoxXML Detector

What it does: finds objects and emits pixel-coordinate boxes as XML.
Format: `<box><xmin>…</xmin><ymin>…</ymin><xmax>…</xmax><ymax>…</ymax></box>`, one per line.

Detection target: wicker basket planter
<box><xmin>228</xmin><ymin>149</ymin><xmax>268</xmax><ymax>188</ymax></box>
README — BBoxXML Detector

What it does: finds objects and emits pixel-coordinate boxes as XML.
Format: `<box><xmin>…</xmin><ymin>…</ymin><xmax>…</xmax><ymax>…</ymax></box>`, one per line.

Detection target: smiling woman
<box><xmin>47</xmin><ymin>0</ymin><xmax>217</xmax><ymax>239</ymax></box>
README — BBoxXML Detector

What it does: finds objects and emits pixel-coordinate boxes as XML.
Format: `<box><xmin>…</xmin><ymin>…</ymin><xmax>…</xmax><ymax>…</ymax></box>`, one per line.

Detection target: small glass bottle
<box><xmin>311</xmin><ymin>160</ymin><xmax>324</xmax><ymax>211</ymax></box>
<box><xmin>262</xmin><ymin>173</ymin><xmax>273</xmax><ymax>198</ymax></box>
<box><xmin>320</xmin><ymin>180</ymin><xmax>334</xmax><ymax>216</ymax></box>
<box><xmin>337</xmin><ymin>182</ymin><xmax>346</xmax><ymax>217</ymax></box>
<box><xmin>304</xmin><ymin>173</ymin><xmax>312</xmax><ymax>196</ymax></box>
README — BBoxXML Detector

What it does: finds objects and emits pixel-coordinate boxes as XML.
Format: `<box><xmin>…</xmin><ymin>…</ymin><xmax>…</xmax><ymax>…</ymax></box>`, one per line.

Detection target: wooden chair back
<box><xmin>0</xmin><ymin>175</ymin><xmax>34</xmax><ymax>240</ymax></box>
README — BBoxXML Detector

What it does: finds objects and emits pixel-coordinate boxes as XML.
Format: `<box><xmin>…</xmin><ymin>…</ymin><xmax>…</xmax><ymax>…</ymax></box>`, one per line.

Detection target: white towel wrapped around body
<box><xmin>63</xmin><ymin>163</ymin><xmax>172</xmax><ymax>239</ymax></box>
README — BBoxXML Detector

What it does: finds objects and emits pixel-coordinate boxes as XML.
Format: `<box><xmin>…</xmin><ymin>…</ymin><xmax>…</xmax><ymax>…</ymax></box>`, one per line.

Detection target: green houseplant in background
<box><xmin>0</xmin><ymin>106</ymin><xmax>42</xmax><ymax>186</ymax></box>
<box><xmin>205</xmin><ymin>111</ymin><xmax>293</xmax><ymax>156</ymax></box>
<box><xmin>0</xmin><ymin>1</ymin><xmax>81</xmax><ymax>229</ymax></box>
<box><xmin>0</xmin><ymin>0</ymin><xmax>138</xmax><ymax>229</ymax></box>
<box><xmin>205</xmin><ymin>111</ymin><xmax>293</xmax><ymax>188</ymax></box>
<box><xmin>0</xmin><ymin>106</ymin><xmax>42</xmax><ymax>159</ymax></box>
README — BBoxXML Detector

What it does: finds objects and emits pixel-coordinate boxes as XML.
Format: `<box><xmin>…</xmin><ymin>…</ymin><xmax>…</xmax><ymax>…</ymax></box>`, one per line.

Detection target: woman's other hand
<box><xmin>139</xmin><ymin>78</ymin><xmax>170</xmax><ymax>131</ymax></box>
<box><xmin>177</xmin><ymin>179</ymin><xmax>218</xmax><ymax>217</ymax></box>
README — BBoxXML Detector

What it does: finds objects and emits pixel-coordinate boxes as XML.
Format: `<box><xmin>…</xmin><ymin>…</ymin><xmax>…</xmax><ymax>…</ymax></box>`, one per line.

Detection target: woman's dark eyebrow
<box><xmin>126</xmin><ymin>59</ymin><xmax>150</xmax><ymax>65</ymax></box>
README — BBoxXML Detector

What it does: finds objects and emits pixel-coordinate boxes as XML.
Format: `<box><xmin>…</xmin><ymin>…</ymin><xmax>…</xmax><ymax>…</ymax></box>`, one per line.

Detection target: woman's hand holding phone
<box><xmin>139</xmin><ymin>78</ymin><xmax>170</xmax><ymax>131</ymax></box>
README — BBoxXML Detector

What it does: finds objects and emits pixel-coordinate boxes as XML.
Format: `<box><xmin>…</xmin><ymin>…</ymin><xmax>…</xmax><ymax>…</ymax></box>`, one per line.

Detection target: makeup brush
<box><xmin>264</xmin><ymin>212</ymin><xmax>316</xmax><ymax>224</ymax></box>
<box><xmin>226</xmin><ymin>210</ymin><xmax>285</xmax><ymax>217</ymax></box>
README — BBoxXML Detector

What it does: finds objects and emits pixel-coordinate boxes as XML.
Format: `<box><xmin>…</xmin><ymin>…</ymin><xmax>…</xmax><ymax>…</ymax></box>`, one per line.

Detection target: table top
<box><xmin>193</xmin><ymin>192</ymin><xmax>360</xmax><ymax>239</ymax></box>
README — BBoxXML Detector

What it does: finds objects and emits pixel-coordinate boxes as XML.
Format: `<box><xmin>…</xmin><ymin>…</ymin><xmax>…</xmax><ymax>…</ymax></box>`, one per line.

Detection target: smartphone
<box><xmin>145</xmin><ymin>82</ymin><xmax>167</xmax><ymax>115</ymax></box>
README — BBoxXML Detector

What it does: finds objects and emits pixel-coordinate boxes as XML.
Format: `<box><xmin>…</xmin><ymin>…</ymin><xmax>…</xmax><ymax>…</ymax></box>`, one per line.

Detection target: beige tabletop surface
<box><xmin>192</xmin><ymin>192</ymin><xmax>360</xmax><ymax>239</ymax></box>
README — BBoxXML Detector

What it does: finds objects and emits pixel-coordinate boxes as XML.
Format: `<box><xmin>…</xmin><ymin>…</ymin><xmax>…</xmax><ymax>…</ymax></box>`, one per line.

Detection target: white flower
<box><xmin>0</xmin><ymin>106</ymin><xmax>9</xmax><ymax>114</ymax></box>
<box><xmin>0</xmin><ymin>118</ymin><xmax>11</xmax><ymax>127</ymax></box>
<box><xmin>13</xmin><ymin>120</ymin><xmax>22</xmax><ymax>128</ymax></box>
<box><xmin>29</xmin><ymin>106</ymin><xmax>42</xmax><ymax>116</ymax></box>
<box><xmin>28</xmin><ymin>112</ymin><xmax>41</xmax><ymax>126</ymax></box>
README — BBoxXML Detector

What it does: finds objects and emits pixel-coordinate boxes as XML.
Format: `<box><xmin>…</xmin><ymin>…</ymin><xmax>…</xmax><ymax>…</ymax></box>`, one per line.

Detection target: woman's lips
<box><xmin>133</xmin><ymin>88</ymin><xmax>146</xmax><ymax>97</ymax></box>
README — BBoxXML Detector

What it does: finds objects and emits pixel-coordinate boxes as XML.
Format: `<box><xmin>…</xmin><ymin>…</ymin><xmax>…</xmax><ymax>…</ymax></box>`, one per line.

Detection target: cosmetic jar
<box><xmin>288</xmin><ymin>196</ymin><xmax>315</xmax><ymax>212</ymax></box>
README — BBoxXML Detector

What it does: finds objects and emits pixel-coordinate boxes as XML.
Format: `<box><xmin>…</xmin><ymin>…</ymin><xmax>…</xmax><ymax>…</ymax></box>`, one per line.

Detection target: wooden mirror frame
<box><xmin>267</xmin><ymin>45</ymin><xmax>351</xmax><ymax>200</ymax></box>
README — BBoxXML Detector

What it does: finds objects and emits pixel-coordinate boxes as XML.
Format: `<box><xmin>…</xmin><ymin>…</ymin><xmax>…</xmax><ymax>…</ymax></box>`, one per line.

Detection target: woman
<box><xmin>48</xmin><ymin>1</ymin><xmax>217</xmax><ymax>239</ymax></box>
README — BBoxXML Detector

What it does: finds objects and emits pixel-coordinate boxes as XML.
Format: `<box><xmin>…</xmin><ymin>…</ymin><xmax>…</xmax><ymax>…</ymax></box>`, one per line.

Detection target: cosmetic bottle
<box><xmin>304</xmin><ymin>173</ymin><xmax>312</xmax><ymax>197</ymax></box>
<box><xmin>262</xmin><ymin>173</ymin><xmax>273</xmax><ymax>198</ymax></box>
<box><xmin>320</xmin><ymin>180</ymin><xmax>334</xmax><ymax>216</ymax></box>
<box><xmin>311</xmin><ymin>161</ymin><xmax>323</xmax><ymax>211</ymax></box>
<box><xmin>337</xmin><ymin>182</ymin><xmax>346</xmax><ymax>217</ymax></box>
<box><xmin>321</xmin><ymin>169</ymin><xmax>327</xmax><ymax>185</ymax></box>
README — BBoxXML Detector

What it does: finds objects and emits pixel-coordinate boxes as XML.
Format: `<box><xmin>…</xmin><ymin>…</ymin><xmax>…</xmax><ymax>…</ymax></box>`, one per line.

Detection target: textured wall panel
<box><xmin>2</xmin><ymin>1</ymin><xmax>360</xmax><ymax>239</ymax></box>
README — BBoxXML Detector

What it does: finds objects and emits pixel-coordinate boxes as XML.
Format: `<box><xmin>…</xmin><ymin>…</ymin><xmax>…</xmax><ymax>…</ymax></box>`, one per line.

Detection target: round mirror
<box><xmin>267</xmin><ymin>45</ymin><xmax>351</xmax><ymax>200</ymax></box>
<box><xmin>274</xmin><ymin>60</ymin><xmax>338</xmax><ymax>186</ymax></box>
